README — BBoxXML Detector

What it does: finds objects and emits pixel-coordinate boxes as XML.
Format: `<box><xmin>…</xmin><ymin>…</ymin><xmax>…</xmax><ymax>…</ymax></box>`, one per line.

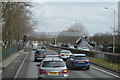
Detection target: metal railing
<box><xmin>2</xmin><ymin>45</ymin><xmax>18</xmax><ymax>60</ymax></box>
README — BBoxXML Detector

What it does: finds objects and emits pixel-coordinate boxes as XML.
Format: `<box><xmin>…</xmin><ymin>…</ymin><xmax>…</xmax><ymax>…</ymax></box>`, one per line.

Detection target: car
<box><xmin>38</xmin><ymin>57</ymin><xmax>68</xmax><ymax>80</ymax></box>
<box><xmin>59</xmin><ymin>50</ymin><xmax>72</xmax><ymax>60</ymax></box>
<box><xmin>68</xmin><ymin>45</ymin><xmax>75</xmax><ymax>49</ymax></box>
<box><xmin>66</xmin><ymin>54</ymin><xmax>90</xmax><ymax>70</ymax></box>
<box><xmin>82</xmin><ymin>47</ymin><xmax>90</xmax><ymax>51</ymax></box>
<box><xmin>77</xmin><ymin>47</ymin><xmax>90</xmax><ymax>51</ymax></box>
<box><xmin>32</xmin><ymin>41</ymin><xmax>38</xmax><ymax>51</ymax></box>
<box><xmin>34</xmin><ymin>49</ymin><xmax>46</xmax><ymax>62</ymax></box>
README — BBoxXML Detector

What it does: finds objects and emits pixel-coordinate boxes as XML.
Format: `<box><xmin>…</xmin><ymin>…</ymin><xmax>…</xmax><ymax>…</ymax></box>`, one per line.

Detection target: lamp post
<box><xmin>104</xmin><ymin>7</ymin><xmax>115</xmax><ymax>54</ymax></box>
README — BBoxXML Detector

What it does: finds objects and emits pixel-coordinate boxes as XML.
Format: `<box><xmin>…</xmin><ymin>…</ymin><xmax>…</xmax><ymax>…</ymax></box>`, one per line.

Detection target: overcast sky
<box><xmin>31</xmin><ymin>2</ymin><xmax>118</xmax><ymax>36</ymax></box>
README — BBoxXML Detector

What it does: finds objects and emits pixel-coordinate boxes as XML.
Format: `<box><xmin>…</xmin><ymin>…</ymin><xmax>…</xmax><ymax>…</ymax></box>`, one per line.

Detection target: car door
<box><xmin>66</xmin><ymin>55</ymin><xmax>73</xmax><ymax>66</ymax></box>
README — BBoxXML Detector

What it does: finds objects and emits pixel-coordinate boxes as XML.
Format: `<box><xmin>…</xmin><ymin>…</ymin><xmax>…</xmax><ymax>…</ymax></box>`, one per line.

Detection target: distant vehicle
<box><xmin>38</xmin><ymin>44</ymin><xmax>43</xmax><ymax>49</ymax></box>
<box><xmin>82</xmin><ymin>47</ymin><xmax>90</xmax><ymax>51</ymax></box>
<box><xmin>66</xmin><ymin>54</ymin><xmax>90</xmax><ymax>70</ymax></box>
<box><xmin>59</xmin><ymin>50</ymin><xmax>72</xmax><ymax>60</ymax></box>
<box><xmin>34</xmin><ymin>49</ymin><xmax>46</xmax><ymax>62</ymax></box>
<box><xmin>41</xmin><ymin>46</ymin><xmax>46</xmax><ymax>49</ymax></box>
<box><xmin>32</xmin><ymin>41</ymin><xmax>38</xmax><ymax>50</ymax></box>
<box><xmin>51</xmin><ymin>44</ymin><xmax>58</xmax><ymax>47</ymax></box>
<box><xmin>77</xmin><ymin>47</ymin><xmax>89</xmax><ymax>51</ymax></box>
<box><xmin>37</xmin><ymin>57</ymin><xmax>68</xmax><ymax>80</ymax></box>
<box><xmin>68</xmin><ymin>45</ymin><xmax>75</xmax><ymax>49</ymax></box>
<box><xmin>77</xmin><ymin>46</ymin><xmax>83</xmax><ymax>50</ymax></box>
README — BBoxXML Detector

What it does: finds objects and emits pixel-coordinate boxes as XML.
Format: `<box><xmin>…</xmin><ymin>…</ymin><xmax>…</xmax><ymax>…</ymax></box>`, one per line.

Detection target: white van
<box><xmin>32</xmin><ymin>41</ymin><xmax>38</xmax><ymax>50</ymax></box>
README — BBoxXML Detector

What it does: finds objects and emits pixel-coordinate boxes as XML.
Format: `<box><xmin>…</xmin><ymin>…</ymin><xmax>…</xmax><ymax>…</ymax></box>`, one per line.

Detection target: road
<box><xmin>15</xmin><ymin>49</ymin><xmax>119</xmax><ymax>80</ymax></box>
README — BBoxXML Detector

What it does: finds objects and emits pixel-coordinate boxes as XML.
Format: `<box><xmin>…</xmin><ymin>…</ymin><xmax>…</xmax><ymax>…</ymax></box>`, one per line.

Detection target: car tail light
<box><xmin>85</xmin><ymin>60</ymin><xmax>90</xmax><ymax>62</ymax></box>
<box><xmin>71</xmin><ymin>61</ymin><xmax>77</xmax><ymax>63</ymax></box>
<box><xmin>61</xmin><ymin>54</ymin><xmax>64</xmax><ymax>56</ymax></box>
<box><xmin>61</xmin><ymin>69</ymin><xmax>68</xmax><ymax>73</ymax></box>
<box><xmin>46</xmin><ymin>54</ymin><xmax>48</xmax><ymax>55</ymax></box>
<box><xmin>34</xmin><ymin>54</ymin><xmax>37</xmax><ymax>56</ymax></box>
<box><xmin>39</xmin><ymin>69</ymin><xmax>46</xmax><ymax>74</ymax></box>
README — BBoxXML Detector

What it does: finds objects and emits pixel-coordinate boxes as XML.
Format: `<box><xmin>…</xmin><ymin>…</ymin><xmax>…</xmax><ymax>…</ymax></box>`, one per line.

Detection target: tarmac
<box><xmin>0</xmin><ymin>50</ymin><xmax>22</xmax><ymax>73</ymax></box>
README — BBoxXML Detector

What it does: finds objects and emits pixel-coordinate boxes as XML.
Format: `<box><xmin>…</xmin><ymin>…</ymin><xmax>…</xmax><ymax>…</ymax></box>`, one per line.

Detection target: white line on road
<box><xmin>91</xmin><ymin>66</ymin><xmax>120</xmax><ymax>78</ymax></box>
<box><xmin>14</xmin><ymin>54</ymin><xmax>28</xmax><ymax>80</ymax></box>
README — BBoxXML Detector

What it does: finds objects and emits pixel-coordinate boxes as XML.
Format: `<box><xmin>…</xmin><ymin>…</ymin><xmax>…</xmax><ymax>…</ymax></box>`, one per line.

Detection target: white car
<box><xmin>59</xmin><ymin>50</ymin><xmax>72</xmax><ymax>60</ymax></box>
<box><xmin>82</xmin><ymin>47</ymin><xmax>90</xmax><ymax>51</ymax></box>
<box><xmin>69</xmin><ymin>45</ymin><xmax>75</xmax><ymax>49</ymax></box>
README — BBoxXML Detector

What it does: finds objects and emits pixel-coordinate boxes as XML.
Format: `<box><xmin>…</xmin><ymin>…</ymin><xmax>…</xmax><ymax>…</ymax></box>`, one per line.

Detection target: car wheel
<box><xmin>34</xmin><ymin>58</ymin><xmax>37</xmax><ymax>62</ymax></box>
<box><xmin>38</xmin><ymin>77</ymin><xmax>41</xmax><ymax>80</ymax></box>
<box><xmin>86</xmin><ymin>67</ymin><xmax>90</xmax><ymax>70</ymax></box>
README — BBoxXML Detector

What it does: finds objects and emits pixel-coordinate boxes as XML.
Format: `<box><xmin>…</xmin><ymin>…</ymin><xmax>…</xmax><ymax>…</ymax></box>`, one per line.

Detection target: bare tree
<box><xmin>2</xmin><ymin>2</ymin><xmax>33</xmax><ymax>47</ymax></box>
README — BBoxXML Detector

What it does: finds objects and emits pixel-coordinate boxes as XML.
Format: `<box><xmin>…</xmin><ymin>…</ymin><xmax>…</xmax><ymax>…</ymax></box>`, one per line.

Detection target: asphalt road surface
<box><xmin>15</xmin><ymin>49</ymin><xmax>119</xmax><ymax>80</ymax></box>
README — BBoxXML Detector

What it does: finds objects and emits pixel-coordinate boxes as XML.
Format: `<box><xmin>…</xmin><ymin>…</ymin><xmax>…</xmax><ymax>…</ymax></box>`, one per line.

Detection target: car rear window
<box><xmin>74</xmin><ymin>56</ymin><xmax>88</xmax><ymax>60</ymax></box>
<box><xmin>42</xmin><ymin>61</ymin><xmax>65</xmax><ymax>67</ymax></box>
<box><xmin>62</xmin><ymin>52</ymin><xmax>71</xmax><ymax>54</ymax></box>
<box><xmin>36</xmin><ymin>51</ymin><xmax>45</xmax><ymax>55</ymax></box>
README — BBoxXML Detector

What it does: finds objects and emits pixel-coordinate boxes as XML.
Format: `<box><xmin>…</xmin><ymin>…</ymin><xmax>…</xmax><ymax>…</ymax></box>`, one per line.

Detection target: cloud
<box><xmin>31</xmin><ymin>2</ymin><xmax>118</xmax><ymax>35</ymax></box>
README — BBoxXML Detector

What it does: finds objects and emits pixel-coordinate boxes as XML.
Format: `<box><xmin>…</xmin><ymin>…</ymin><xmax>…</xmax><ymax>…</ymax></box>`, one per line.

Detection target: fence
<box><xmin>50</xmin><ymin>45</ymin><xmax>120</xmax><ymax>64</ymax></box>
<box><xmin>2</xmin><ymin>45</ymin><xmax>18</xmax><ymax>60</ymax></box>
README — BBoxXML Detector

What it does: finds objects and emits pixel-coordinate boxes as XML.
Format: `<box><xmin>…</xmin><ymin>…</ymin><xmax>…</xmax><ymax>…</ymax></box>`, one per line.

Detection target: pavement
<box><xmin>0</xmin><ymin>50</ymin><xmax>23</xmax><ymax>73</ymax></box>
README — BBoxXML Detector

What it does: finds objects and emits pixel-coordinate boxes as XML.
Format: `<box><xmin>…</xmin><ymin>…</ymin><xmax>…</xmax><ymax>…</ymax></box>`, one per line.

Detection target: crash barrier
<box><xmin>2</xmin><ymin>45</ymin><xmax>19</xmax><ymax>60</ymax></box>
<box><xmin>51</xmin><ymin>45</ymin><xmax>120</xmax><ymax>64</ymax></box>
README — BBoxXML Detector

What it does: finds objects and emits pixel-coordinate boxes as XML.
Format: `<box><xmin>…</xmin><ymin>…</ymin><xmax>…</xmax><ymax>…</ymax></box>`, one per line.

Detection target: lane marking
<box><xmin>91</xmin><ymin>66</ymin><xmax>120</xmax><ymax>78</ymax></box>
<box><xmin>14</xmin><ymin>54</ymin><xmax>28</xmax><ymax>80</ymax></box>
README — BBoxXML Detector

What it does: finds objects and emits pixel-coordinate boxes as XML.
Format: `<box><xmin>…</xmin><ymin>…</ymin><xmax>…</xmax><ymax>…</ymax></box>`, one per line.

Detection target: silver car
<box><xmin>59</xmin><ymin>50</ymin><xmax>72</xmax><ymax>60</ymax></box>
<box><xmin>38</xmin><ymin>58</ymin><xmax>68</xmax><ymax>80</ymax></box>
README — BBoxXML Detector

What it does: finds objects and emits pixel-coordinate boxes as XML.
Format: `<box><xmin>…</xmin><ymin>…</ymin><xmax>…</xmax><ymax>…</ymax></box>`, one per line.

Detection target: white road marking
<box><xmin>91</xmin><ymin>66</ymin><xmax>120</xmax><ymax>78</ymax></box>
<box><xmin>14</xmin><ymin>54</ymin><xmax>28</xmax><ymax>80</ymax></box>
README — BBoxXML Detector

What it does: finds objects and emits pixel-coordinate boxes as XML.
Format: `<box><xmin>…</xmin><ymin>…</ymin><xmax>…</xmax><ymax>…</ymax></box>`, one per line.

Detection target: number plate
<box><xmin>48</xmin><ymin>72</ymin><xmax>59</xmax><ymax>75</ymax></box>
<box><xmin>65</xmin><ymin>55</ymin><xmax>68</xmax><ymax>56</ymax></box>
<box><xmin>40</xmin><ymin>55</ymin><xmax>43</xmax><ymax>56</ymax></box>
<box><xmin>79</xmin><ymin>61</ymin><xmax>85</xmax><ymax>63</ymax></box>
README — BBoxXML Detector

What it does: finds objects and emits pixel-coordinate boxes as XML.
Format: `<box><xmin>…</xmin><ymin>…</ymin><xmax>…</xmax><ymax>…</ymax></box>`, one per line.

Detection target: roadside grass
<box><xmin>47</xmin><ymin>46</ymin><xmax>120</xmax><ymax>72</ymax></box>
<box><xmin>88</xmin><ymin>57</ymin><xmax>120</xmax><ymax>71</ymax></box>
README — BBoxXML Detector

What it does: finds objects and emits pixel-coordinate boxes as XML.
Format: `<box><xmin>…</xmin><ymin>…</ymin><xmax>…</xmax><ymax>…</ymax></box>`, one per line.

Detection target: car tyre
<box><xmin>34</xmin><ymin>58</ymin><xmax>37</xmax><ymax>62</ymax></box>
<box><xmin>86</xmin><ymin>67</ymin><xmax>90</xmax><ymax>70</ymax></box>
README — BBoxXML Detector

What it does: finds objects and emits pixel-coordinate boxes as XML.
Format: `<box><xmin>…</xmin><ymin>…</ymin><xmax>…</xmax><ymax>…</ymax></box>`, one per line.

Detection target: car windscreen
<box><xmin>61</xmin><ymin>52</ymin><xmax>71</xmax><ymax>54</ymax></box>
<box><xmin>36</xmin><ymin>50</ymin><xmax>45</xmax><ymax>55</ymax></box>
<box><xmin>74</xmin><ymin>56</ymin><xmax>88</xmax><ymax>60</ymax></box>
<box><xmin>42</xmin><ymin>61</ymin><xmax>65</xmax><ymax>67</ymax></box>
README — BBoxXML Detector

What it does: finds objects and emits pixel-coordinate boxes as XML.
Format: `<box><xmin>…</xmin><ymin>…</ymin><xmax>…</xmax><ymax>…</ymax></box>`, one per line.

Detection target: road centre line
<box><xmin>14</xmin><ymin>54</ymin><xmax>28</xmax><ymax>80</ymax></box>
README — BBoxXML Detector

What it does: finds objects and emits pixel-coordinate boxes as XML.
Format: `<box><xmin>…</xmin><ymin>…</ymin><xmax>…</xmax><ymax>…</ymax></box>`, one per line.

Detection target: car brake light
<box><xmin>72</xmin><ymin>61</ymin><xmax>77</xmax><ymax>63</ymax></box>
<box><xmin>39</xmin><ymin>69</ymin><xmax>46</xmax><ymax>74</ymax></box>
<box><xmin>34</xmin><ymin>54</ymin><xmax>37</xmax><ymax>56</ymax></box>
<box><xmin>61</xmin><ymin>54</ymin><xmax>64</xmax><ymax>56</ymax></box>
<box><xmin>46</xmin><ymin>54</ymin><xmax>48</xmax><ymax>55</ymax></box>
<box><xmin>61</xmin><ymin>69</ymin><xmax>68</xmax><ymax>73</ymax></box>
<box><xmin>86</xmin><ymin>60</ymin><xmax>90</xmax><ymax>62</ymax></box>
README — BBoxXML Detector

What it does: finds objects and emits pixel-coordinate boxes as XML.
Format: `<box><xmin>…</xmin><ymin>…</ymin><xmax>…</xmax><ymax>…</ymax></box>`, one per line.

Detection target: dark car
<box><xmin>66</xmin><ymin>54</ymin><xmax>90</xmax><ymax>70</ymax></box>
<box><xmin>34</xmin><ymin>49</ymin><xmax>46</xmax><ymax>62</ymax></box>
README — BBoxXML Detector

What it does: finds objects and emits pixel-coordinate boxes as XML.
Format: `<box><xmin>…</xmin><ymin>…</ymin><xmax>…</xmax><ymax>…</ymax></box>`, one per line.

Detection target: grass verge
<box><xmin>88</xmin><ymin>57</ymin><xmax>120</xmax><ymax>72</ymax></box>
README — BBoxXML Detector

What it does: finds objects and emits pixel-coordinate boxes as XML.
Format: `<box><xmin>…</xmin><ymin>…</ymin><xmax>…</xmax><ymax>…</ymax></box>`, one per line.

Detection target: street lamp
<box><xmin>104</xmin><ymin>7</ymin><xmax>115</xmax><ymax>54</ymax></box>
